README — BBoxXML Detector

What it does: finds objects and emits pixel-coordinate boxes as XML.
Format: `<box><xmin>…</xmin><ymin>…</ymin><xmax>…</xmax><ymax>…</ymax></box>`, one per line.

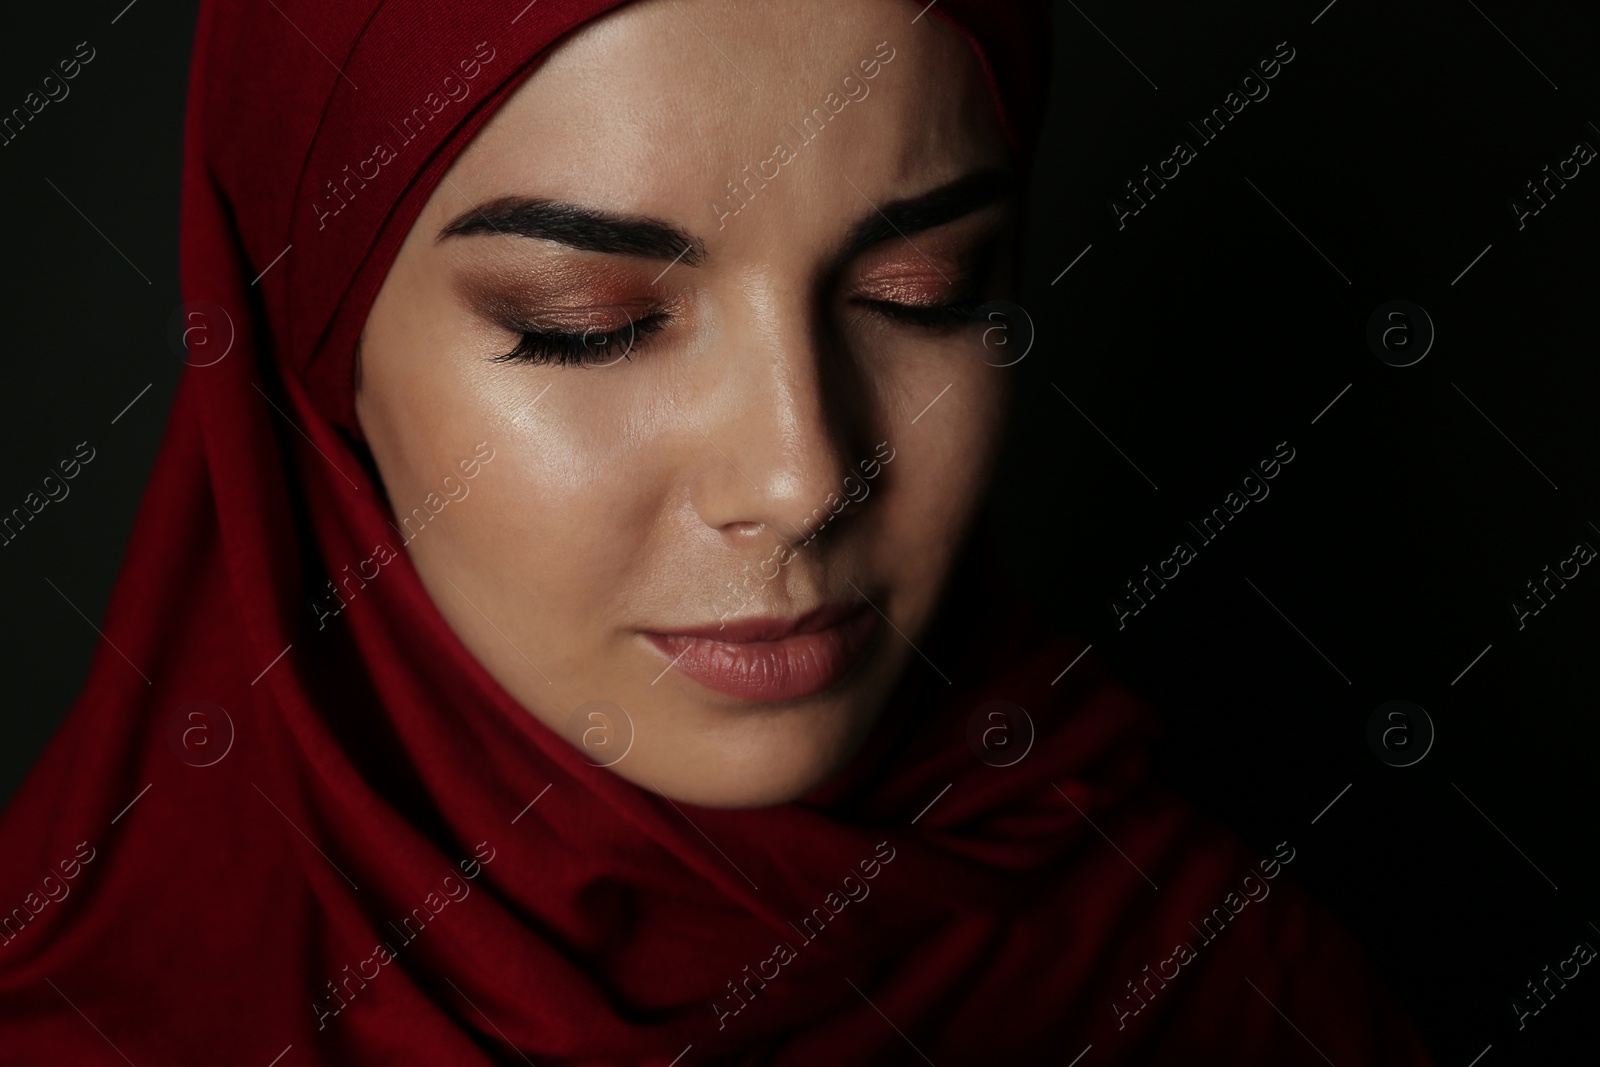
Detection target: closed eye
<box><xmin>490</xmin><ymin>311</ymin><xmax>671</xmax><ymax>366</ymax></box>
<box><xmin>856</xmin><ymin>296</ymin><xmax>981</xmax><ymax>330</ymax></box>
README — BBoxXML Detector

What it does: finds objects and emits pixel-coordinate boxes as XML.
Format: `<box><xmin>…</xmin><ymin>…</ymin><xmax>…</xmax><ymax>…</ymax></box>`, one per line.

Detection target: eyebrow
<box><xmin>439</xmin><ymin>197</ymin><xmax>707</xmax><ymax>266</ymax></box>
<box><xmin>436</xmin><ymin>167</ymin><xmax>1014</xmax><ymax>269</ymax></box>
<box><xmin>837</xmin><ymin>168</ymin><xmax>1016</xmax><ymax>263</ymax></box>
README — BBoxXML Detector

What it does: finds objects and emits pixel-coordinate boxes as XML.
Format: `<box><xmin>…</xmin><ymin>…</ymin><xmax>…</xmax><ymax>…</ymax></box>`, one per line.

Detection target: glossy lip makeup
<box><xmin>643</xmin><ymin>602</ymin><xmax>879</xmax><ymax>703</ymax></box>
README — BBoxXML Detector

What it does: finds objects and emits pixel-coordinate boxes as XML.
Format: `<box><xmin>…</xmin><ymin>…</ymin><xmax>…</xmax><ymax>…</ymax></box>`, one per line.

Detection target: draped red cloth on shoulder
<box><xmin>0</xmin><ymin>1</ymin><xmax>1434</xmax><ymax>1063</ymax></box>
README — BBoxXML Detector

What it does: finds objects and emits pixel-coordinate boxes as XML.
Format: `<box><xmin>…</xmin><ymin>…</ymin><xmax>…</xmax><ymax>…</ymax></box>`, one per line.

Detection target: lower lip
<box><xmin>645</xmin><ymin>609</ymin><xmax>879</xmax><ymax>703</ymax></box>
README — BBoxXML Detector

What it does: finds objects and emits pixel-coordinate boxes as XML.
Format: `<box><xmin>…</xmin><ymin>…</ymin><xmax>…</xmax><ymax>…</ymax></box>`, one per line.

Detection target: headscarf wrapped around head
<box><xmin>0</xmin><ymin>2</ymin><xmax>1434</xmax><ymax>1063</ymax></box>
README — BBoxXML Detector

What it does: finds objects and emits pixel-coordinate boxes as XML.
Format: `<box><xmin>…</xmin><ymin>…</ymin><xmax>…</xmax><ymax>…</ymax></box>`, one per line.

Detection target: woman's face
<box><xmin>356</xmin><ymin>0</ymin><xmax>1016</xmax><ymax>807</ymax></box>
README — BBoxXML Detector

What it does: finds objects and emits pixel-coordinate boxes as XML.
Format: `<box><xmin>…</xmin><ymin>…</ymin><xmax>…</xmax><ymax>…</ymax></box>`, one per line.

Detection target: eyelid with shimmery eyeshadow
<box><xmin>482</xmin><ymin>228</ymin><xmax>1004</xmax><ymax>366</ymax></box>
<box><xmin>488</xmin><ymin>291</ymin><xmax>992</xmax><ymax>366</ymax></box>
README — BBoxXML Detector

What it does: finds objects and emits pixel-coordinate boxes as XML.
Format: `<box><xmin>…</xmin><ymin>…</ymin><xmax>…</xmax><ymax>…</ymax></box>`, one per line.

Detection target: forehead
<box><xmin>433</xmin><ymin>0</ymin><xmax>1009</xmax><ymax>245</ymax></box>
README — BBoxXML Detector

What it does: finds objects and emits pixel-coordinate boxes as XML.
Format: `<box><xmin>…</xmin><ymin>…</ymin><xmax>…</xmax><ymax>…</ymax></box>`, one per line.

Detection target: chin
<box><xmin>620</xmin><ymin>699</ymin><xmax>874</xmax><ymax>809</ymax></box>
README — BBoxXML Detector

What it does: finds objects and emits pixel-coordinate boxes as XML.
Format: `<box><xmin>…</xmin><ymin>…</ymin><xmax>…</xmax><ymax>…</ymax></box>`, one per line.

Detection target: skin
<box><xmin>355</xmin><ymin>0</ymin><xmax>1018</xmax><ymax>807</ymax></box>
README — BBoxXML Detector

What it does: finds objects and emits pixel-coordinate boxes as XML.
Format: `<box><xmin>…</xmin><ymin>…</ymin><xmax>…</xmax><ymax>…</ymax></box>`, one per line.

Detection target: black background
<box><xmin>2</xmin><ymin>0</ymin><xmax>1596</xmax><ymax>1062</ymax></box>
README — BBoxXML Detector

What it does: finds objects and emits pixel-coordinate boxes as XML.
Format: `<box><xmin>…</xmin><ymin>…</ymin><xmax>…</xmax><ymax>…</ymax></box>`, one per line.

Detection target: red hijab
<box><xmin>0</xmin><ymin>1</ymin><xmax>1433</xmax><ymax>1063</ymax></box>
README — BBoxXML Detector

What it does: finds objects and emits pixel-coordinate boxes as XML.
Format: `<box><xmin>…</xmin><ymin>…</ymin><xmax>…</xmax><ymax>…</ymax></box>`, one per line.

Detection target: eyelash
<box><xmin>488</xmin><ymin>296</ymin><xmax>983</xmax><ymax>366</ymax></box>
<box><xmin>856</xmin><ymin>296</ymin><xmax>982</xmax><ymax>329</ymax></box>
<box><xmin>490</xmin><ymin>313</ymin><xmax>669</xmax><ymax>367</ymax></box>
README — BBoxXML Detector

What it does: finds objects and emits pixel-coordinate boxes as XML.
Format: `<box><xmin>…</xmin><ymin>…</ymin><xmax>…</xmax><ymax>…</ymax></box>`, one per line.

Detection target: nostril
<box><xmin>724</xmin><ymin>521</ymin><xmax>767</xmax><ymax>538</ymax></box>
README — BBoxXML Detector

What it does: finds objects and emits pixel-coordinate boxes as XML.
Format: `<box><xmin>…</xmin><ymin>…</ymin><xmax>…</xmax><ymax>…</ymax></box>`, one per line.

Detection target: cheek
<box><xmin>425</xmin><ymin>387</ymin><xmax>671</xmax><ymax>655</ymax></box>
<box><xmin>868</xmin><ymin>340</ymin><xmax>1006</xmax><ymax>590</ymax></box>
<box><xmin>360</xmin><ymin>269</ymin><xmax>665</xmax><ymax>661</ymax></box>
<box><xmin>450</xmin><ymin>382</ymin><xmax>665</xmax><ymax>598</ymax></box>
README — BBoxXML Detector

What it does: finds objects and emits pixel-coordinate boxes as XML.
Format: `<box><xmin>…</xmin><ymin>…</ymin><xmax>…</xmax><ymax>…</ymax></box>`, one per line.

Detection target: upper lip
<box><xmin>645</xmin><ymin>600</ymin><xmax>867</xmax><ymax>643</ymax></box>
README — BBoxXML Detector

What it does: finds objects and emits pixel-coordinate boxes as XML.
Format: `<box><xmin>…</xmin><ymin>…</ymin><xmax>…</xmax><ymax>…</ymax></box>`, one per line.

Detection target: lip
<box><xmin>644</xmin><ymin>601</ymin><xmax>879</xmax><ymax>702</ymax></box>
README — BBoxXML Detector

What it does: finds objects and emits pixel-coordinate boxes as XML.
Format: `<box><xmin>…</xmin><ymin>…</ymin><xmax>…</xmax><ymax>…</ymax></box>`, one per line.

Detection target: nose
<box><xmin>686</xmin><ymin>291</ymin><xmax>861</xmax><ymax>548</ymax></box>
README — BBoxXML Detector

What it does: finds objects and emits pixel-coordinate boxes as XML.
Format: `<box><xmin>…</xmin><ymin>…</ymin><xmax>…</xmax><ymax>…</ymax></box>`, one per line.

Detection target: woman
<box><xmin>0</xmin><ymin>0</ymin><xmax>1433</xmax><ymax>1062</ymax></box>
